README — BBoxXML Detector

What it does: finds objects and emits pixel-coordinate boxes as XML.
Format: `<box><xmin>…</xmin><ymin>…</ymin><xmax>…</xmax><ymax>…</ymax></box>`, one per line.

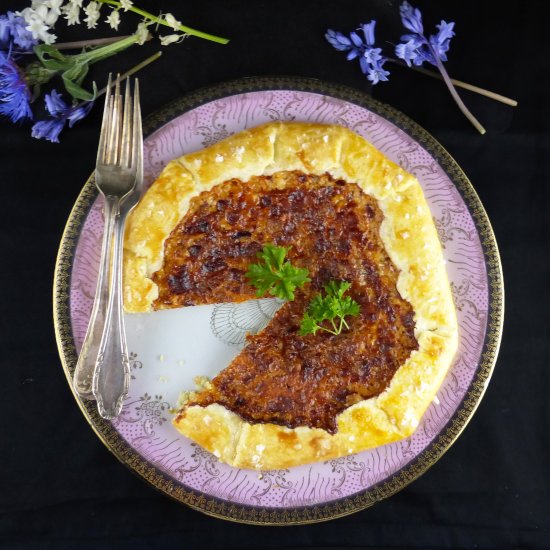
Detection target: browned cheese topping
<box><xmin>155</xmin><ymin>171</ymin><xmax>418</xmax><ymax>433</ymax></box>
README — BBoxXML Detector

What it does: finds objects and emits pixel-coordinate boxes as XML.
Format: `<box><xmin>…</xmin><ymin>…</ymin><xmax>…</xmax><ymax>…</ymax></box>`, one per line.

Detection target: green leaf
<box><xmin>299</xmin><ymin>280</ymin><xmax>360</xmax><ymax>336</ymax></box>
<box><xmin>72</xmin><ymin>34</ymin><xmax>138</xmax><ymax>66</ymax></box>
<box><xmin>61</xmin><ymin>63</ymin><xmax>98</xmax><ymax>101</ymax></box>
<box><xmin>62</xmin><ymin>73</ymin><xmax>95</xmax><ymax>101</ymax></box>
<box><xmin>299</xmin><ymin>313</ymin><xmax>320</xmax><ymax>336</ymax></box>
<box><xmin>257</xmin><ymin>244</ymin><xmax>287</xmax><ymax>272</ymax></box>
<box><xmin>63</xmin><ymin>61</ymin><xmax>89</xmax><ymax>85</ymax></box>
<box><xmin>34</xmin><ymin>44</ymin><xmax>69</xmax><ymax>71</ymax></box>
<box><xmin>324</xmin><ymin>280</ymin><xmax>351</xmax><ymax>300</ymax></box>
<box><xmin>246</xmin><ymin>244</ymin><xmax>310</xmax><ymax>301</ymax></box>
<box><xmin>33</xmin><ymin>36</ymin><xmax>139</xmax><ymax>102</ymax></box>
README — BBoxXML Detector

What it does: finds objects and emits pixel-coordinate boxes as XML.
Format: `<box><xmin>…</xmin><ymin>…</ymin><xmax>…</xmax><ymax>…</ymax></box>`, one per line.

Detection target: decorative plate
<box><xmin>54</xmin><ymin>77</ymin><xmax>504</xmax><ymax>524</ymax></box>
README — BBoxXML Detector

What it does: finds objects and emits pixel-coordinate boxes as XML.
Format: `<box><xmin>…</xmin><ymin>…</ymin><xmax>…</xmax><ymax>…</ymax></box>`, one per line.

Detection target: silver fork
<box><xmin>72</xmin><ymin>75</ymin><xmax>143</xmax><ymax>419</ymax></box>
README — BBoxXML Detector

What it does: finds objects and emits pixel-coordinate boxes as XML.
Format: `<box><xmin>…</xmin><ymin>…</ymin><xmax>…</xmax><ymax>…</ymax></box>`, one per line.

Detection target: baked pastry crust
<box><xmin>123</xmin><ymin>121</ymin><xmax>458</xmax><ymax>470</ymax></box>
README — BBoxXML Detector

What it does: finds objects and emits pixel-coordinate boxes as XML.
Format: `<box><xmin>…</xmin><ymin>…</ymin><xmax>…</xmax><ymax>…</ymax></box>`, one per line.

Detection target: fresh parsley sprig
<box><xmin>246</xmin><ymin>244</ymin><xmax>310</xmax><ymax>301</ymax></box>
<box><xmin>299</xmin><ymin>281</ymin><xmax>360</xmax><ymax>336</ymax></box>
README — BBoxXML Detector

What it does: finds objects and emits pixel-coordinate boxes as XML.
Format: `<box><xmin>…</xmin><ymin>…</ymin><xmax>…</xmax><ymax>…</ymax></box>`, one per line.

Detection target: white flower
<box><xmin>45</xmin><ymin>0</ymin><xmax>64</xmax><ymax>15</ymax></box>
<box><xmin>83</xmin><ymin>1</ymin><xmax>100</xmax><ymax>29</ymax></box>
<box><xmin>105</xmin><ymin>9</ymin><xmax>120</xmax><ymax>30</ymax></box>
<box><xmin>25</xmin><ymin>17</ymin><xmax>49</xmax><ymax>39</ymax></box>
<box><xmin>119</xmin><ymin>0</ymin><xmax>134</xmax><ymax>11</ymax></box>
<box><xmin>25</xmin><ymin>16</ymin><xmax>57</xmax><ymax>44</ymax></box>
<box><xmin>159</xmin><ymin>33</ymin><xmax>182</xmax><ymax>46</ymax></box>
<box><xmin>163</xmin><ymin>12</ymin><xmax>181</xmax><ymax>30</ymax></box>
<box><xmin>19</xmin><ymin>7</ymin><xmax>39</xmax><ymax>24</ymax></box>
<box><xmin>40</xmin><ymin>29</ymin><xmax>57</xmax><ymax>44</ymax></box>
<box><xmin>35</xmin><ymin>4</ymin><xmax>60</xmax><ymax>26</ymax></box>
<box><xmin>62</xmin><ymin>2</ymin><xmax>81</xmax><ymax>25</ymax></box>
<box><xmin>34</xmin><ymin>4</ymin><xmax>49</xmax><ymax>19</ymax></box>
<box><xmin>44</xmin><ymin>10</ymin><xmax>60</xmax><ymax>25</ymax></box>
<box><xmin>135</xmin><ymin>21</ymin><xmax>150</xmax><ymax>45</ymax></box>
<box><xmin>23</xmin><ymin>4</ymin><xmax>60</xmax><ymax>27</ymax></box>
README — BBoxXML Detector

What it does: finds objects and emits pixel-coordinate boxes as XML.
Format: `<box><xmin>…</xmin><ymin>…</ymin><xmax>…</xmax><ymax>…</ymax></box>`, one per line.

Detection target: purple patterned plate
<box><xmin>54</xmin><ymin>77</ymin><xmax>503</xmax><ymax>524</ymax></box>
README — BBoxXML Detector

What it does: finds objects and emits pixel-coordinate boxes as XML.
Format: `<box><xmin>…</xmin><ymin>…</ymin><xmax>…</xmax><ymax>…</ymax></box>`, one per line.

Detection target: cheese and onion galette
<box><xmin>123</xmin><ymin>122</ymin><xmax>458</xmax><ymax>470</ymax></box>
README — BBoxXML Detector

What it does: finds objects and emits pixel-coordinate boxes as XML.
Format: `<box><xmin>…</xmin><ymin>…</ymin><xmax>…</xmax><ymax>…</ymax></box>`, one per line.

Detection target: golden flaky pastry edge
<box><xmin>123</xmin><ymin>122</ymin><xmax>458</xmax><ymax>470</ymax></box>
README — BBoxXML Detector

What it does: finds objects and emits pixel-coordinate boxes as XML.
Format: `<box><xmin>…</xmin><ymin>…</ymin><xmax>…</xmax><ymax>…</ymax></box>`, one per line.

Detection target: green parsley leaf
<box><xmin>299</xmin><ymin>280</ymin><xmax>360</xmax><ymax>336</ymax></box>
<box><xmin>246</xmin><ymin>244</ymin><xmax>310</xmax><ymax>301</ymax></box>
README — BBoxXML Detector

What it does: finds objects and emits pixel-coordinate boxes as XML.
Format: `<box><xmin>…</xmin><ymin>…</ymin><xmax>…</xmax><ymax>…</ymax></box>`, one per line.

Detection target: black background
<box><xmin>1</xmin><ymin>1</ymin><xmax>549</xmax><ymax>548</ymax></box>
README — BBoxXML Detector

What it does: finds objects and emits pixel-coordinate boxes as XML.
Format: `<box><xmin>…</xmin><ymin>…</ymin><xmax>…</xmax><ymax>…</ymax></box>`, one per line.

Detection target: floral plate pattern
<box><xmin>54</xmin><ymin>77</ymin><xmax>503</xmax><ymax>524</ymax></box>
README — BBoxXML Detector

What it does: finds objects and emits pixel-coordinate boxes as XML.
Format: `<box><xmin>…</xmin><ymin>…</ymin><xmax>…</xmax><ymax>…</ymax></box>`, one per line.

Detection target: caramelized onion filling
<box><xmin>155</xmin><ymin>171</ymin><xmax>418</xmax><ymax>433</ymax></box>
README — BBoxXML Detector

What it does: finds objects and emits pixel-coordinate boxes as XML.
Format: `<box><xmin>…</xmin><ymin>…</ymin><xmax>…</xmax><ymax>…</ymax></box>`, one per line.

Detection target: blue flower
<box><xmin>366</xmin><ymin>60</ymin><xmax>390</xmax><ymax>85</ymax></box>
<box><xmin>395</xmin><ymin>39</ymin><xmax>418</xmax><ymax>67</ymax></box>
<box><xmin>0</xmin><ymin>16</ymin><xmax>11</xmax><ymax>48</ymax></box>
<box><xmin>395</xmin><ymin>2</ymin><xmax>455</xmax><ymax>68</ymax></box>
<box><xmin>360</xmin><ymin>21</ymin><xmax>377</xmax><ymax>46</ymax></box>
<box><xmin>349</xmin><ymin>31</ymin><xmax>363</xmax><ymax>49</ymax></box>
<box><xmin>326</xmin><ymin>19</ymin><xmax>389</xmax><ymax>84</ymax></box>
<box><xmin>31</xmin><ymin>89</ymin><xmax>93</xmax><ymax>143</ymax></box>
<box><xmin>327</xmin><ymin>5</ymin><xmax>454</xmax><ymax>84</ymax></box>
<box><xmin>363</xmin><ymin>47</ymin><xmax>382</xmax><ymax>65</ymax></box>
<box><xmin>325</xmin><ymin>29</ymin><xmax>353</xmax><ymax>52</ymax></box>
<box><xmin>430</xmin><ymin>20</ymin><xmax>455</xmax><ymax>61</ymax></box>
<box><xmin>0</xmin><ymin>11</ymin><xmax>38</xmax><ymax>52</ymax></box>
<box><xmin>31</xmin><ymin>119</ymin><xmax>64</xmax><ymax>143</ymax></box>
<box><xmin>0</xmin><ymin>51</ymin><xmax>32</xmax><ymax>122</ymax></box>
<box><xmin>399</xmin><ymin>1</ymin><xmax>424</xmax><ymax>35</ymax></box>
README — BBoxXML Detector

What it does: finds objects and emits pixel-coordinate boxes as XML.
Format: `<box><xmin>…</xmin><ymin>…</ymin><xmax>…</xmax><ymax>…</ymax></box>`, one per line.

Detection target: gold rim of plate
<box><xmin>53</xmin><ymin>76</ymin><xmax>505</xmax><ymax>525</ymax></box>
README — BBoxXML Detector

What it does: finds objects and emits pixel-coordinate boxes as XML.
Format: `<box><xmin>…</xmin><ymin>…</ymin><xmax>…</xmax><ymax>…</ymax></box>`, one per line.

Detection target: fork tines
<box><xmin>97</xmin><ymin>74</ymin><xmax>141</xmax><ymax>169</ymax></box>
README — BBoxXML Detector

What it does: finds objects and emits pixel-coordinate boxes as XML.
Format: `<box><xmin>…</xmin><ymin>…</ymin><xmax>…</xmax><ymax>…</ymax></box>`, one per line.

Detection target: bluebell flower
<box><xmin>429</xmin><ymin>20</ymin><xmax>455</xmax><ymax>61</ymax></box>
<box><xmin>326</xmin><ymin>19</ymin><xmax>389</xmax><ymax>84</ymax></box>
<box><xmin>363</xmin><ymin>47</ymin><xmax>382</xmax><ymax>65</ymax></box>
<box><xmin>0</xmin><ymin>51</ymin><xmax>33</xmax><ymax>122</ymax></box>
<box><xmin>325</xmin><ymin>29</ymin><xmax>353</xmax><ymax>52</ymax></box>
<box><xmin>395</xmin><ymin>39</ymin><xmax>419</xmax><ymax>67</ymax></box>
<box><xmin>359</xmin><ymin>20</ymin><xmax>383</xmax><ymax>65</ymax></box>
<box><xmin>0</xmin><ymin>11</ymin><xmax>38</xmax><ymax>52</ymax></box>
<box><xmin>366</xmin><ymin>60</ymin><xmax>390</xmax><ymax>85</ymax></box>
<box><xmin>0</xmin><ymin>16</ymin><xmax>11</xmax><ymax>48</ymax></box>
<box><xmin>399</xmin><ymin>1</ymin><xmax>424</xmax><ymax>35</ymax></box>
<box><xmin>31</xmin><ymin>119</ymin><xmax>64</xmax><ymax>143</ymax></box>
<box><xmin>325</xmin><ymin>3</ymin><xmax>487</xmax><ymax>133</ymax></box>
<box><xmin>360</xmin><ymin>21</ymin><xmax>377</xmax><ymax>46</ymax></box>
<box><xmin>31</xmin><ymin>89</ymin><xmax>93</xmax><ymax>143</ymax></box>
<box><xmin>395</xmin><ymin>2</ymin><xmax>455</xmax><ymax>68</ymax></box>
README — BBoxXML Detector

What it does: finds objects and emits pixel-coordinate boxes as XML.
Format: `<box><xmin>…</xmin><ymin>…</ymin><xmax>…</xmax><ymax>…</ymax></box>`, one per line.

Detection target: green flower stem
<box><xmin>96</xmin><ymin>51</ymin><xmax>162</xmax><ymax>97</ymax></box>
<box><xmin>429</xmin><ymin>45</ymin><xmax>486</xmax><ymax>134</ymax></box>
<box><xmin>73</xmin><ymin>34</ymin><xmax>139</xmax><ymax>65</ymax></box>
<box><xmin>74</xmin><ymin>50</ymin><xmax>162</xmax><ymax>108</ymax></box>
<box><xmin>96</xmin><ymin>0</ymin><xmax>229</xmax><ymax>44</ymax></box>
<box><xmin>55</xmin><ymin>35</ymin><xmax>132</xmax><ymax>50</ymax></box>
<box><xmin>410</xmin><ymin>64</ymin><xmax>518</xmax><ymax>107</ymax></box>
<box><xmin>388</xmin><ymin>59</ymin><xmax>518</xmax><ymax>107</ymax></box>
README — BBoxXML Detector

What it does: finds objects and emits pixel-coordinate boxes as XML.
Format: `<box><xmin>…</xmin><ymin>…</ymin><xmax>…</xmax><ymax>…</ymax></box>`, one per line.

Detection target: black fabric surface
<box><xmin>1</xmin><ymin>0</ymin><xmax>549</xmax><ymax>548</ymax></box>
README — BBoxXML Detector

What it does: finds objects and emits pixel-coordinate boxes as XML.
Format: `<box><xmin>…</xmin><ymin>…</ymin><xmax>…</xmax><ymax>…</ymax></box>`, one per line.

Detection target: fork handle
<box><xmin>73</xmin><ymin>196</ymin><xmax>117</xmax><ymax>398</ymax></box>
<box><xmin>92</xmin><ymin>195</ymin><xmax>131</xmax><ymax>419</ymax></box>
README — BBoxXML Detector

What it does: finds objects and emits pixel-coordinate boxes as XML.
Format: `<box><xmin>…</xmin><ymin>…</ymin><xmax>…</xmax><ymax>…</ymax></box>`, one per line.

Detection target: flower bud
<box><xmin>24</xmin><ymin>61</ymin><xmax>56</xmax><ymax>86</ymax></box>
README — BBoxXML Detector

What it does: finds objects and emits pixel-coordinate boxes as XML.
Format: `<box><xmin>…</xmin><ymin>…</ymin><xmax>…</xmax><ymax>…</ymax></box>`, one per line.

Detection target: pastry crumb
<box><xmin>194</xmin><ymin>376</ymin><xmax>213</xmax><ymax>390</ymax></box>
<box><xmin>176</xmin><ymin>390</ymin><xmax>197</xmax><ymax>408</ymax></box>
